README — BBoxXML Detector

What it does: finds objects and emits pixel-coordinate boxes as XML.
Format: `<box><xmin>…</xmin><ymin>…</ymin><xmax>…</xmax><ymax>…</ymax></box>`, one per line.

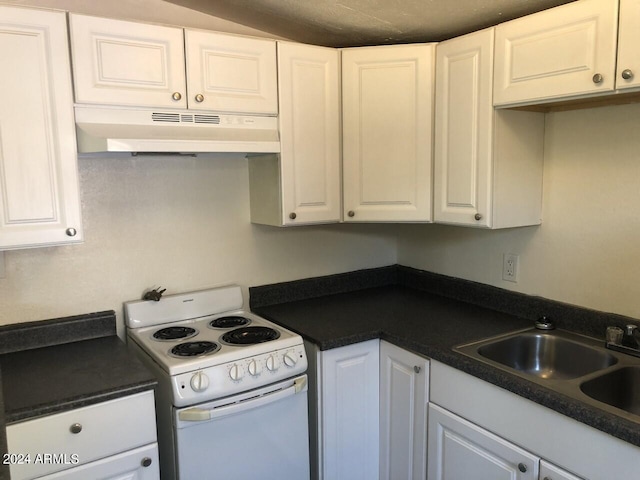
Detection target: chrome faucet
<box><xmin>622</xmin><ymin>324</ymin><xmax>640</xmax><ymax>349</ymax></box>
<box><xmin>606</xmin><ymin>324</ymin><xmax>640</xmax><ymax>358</ymax></box>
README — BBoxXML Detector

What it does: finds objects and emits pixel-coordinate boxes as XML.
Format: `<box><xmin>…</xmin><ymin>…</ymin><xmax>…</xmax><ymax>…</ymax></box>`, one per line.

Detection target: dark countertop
<box><xmin>1</xmin><ymin>335</ymin><xmax>157</xmax><ymax>423</ymax></box>
<box><xmin>0</xmin><ymin>310</ymin><xmax>157</xmax><ymax>480</ymax></box>
<box><xmin>251</xmin><ymin>266</ymin><xmax>640</xmax><ymax>449</ymax></box>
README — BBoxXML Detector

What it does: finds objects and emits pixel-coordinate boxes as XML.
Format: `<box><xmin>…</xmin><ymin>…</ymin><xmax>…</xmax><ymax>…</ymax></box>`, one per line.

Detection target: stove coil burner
<box><xmin>209</xmin><ymin>316</ymin><xmax>251</xmax><ymax>329</ymax></box>
<box><xmin>221</xmin><ymin>326</ymin><xmax>281</xmax><ymax>345</ymax></box>
<box><xmin>169</xmin><ymin>341</ymin><xmax>220</xmax><ymax>358</ymax></box>
<box><xmin>153</xmin><ymin>326</ymin><xmax>198</xmax><ymax>341</ymax></box>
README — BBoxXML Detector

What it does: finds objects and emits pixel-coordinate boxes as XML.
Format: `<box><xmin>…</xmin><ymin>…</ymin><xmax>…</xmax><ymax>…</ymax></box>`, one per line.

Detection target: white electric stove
<box><xmin>125</xmin><ymin>285</ymin><xmax>310</xmax><ymax>480</ymax></box>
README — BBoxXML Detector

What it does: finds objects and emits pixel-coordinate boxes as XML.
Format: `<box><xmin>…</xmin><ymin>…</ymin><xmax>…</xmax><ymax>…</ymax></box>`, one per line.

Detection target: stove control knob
<box><xmin>229</xmin><ymin>363</ymin><xmax>245</xmax><ymax>381</ymax></box>
<box><xmin>248</xmin><ymin>359</ymin><xmax>262</xmax><ymax>376</ymax></box>
<box><xmin>283</xmin><ymin>351</ymin><xmax>297</xmax><ymax>368</ymax></box>
<box><xmin>190</xmin><ymin>371</ymin><xmax>209</xmax><ymax>392</ymax></box>
<box><xmin>266</xmin><ymin>355</ymin><xmax>280</xmax><ymax>372</ymax></box>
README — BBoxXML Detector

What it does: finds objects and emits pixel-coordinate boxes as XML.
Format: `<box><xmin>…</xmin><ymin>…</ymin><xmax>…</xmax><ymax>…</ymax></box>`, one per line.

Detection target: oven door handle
<box><xmin>179</xmin><ymin>376</ymin><xmax>307</xmax><ymax>423</ymax></box>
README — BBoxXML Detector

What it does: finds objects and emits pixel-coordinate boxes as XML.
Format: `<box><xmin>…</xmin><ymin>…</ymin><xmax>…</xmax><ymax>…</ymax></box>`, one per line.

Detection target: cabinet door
<box><xmin>321</xmin><ymin>339</ymin><xmax>379</xmax><ymax>480</ymax></box>
<box><xmin>185</xmin><ymin>30</ymin><xmax>277</xmax><ymax>114</ymax></box>
<box><xmin>37</xmin><ymin>444</ymin><xmax>159</xmax><ymax>480</ymax></box>
<box><xmin>540</xmin><ymin>460</ymin><xmax>585</xmax><ymax>480</ymax></box>
<box><xmin>69</xmin><ymin>14</ymin><xmax>187</xmax><ymax>108</ymax></box>
<box><xmin>0</xmin><ymin>6</ymin><xmax>82</xmax><ymax>250</ymax></box>
<box><xmin>342</xmin><ymin>44</ymin><xmax>434</xmax><ymax>222</ymax></box>
<box><xmin>379</xmin><ymin>342</ymin><xmax>429</xmax><ymax>480</ymax></box>
<box><xmin>494</xmin><ymin>0</ymin><xmax>619</xmax><ymax>106</ymax></box>
<box><xmin>616</xmin><ymin>0</ymin><xmax>640</xmax><ymax>91</ymax></box>
<box><xmin>277</xmin><ymin>42</ymin><xmax>341</xmax><ymax>225</ymax></box>
<box><xmin>428</xmin><ymin>403</ymin><xmax>539</xmax><ymax>480</ymax></box>
<box><xmin>434</xmin><ymin>29</ymin><xmax>493</xmax><ymax>227</ymax></box>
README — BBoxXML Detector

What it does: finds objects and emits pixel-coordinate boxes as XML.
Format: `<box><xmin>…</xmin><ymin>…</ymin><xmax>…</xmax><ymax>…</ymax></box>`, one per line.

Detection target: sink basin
<box><xmin>580</xmin><ymin>366</ymin><xmax>640</xmax><ymax>415</ymax></box>
<box><xmin>457</xmin><ymin>330</ymin><xmax>617</xmax><ymax>380</ymax></box>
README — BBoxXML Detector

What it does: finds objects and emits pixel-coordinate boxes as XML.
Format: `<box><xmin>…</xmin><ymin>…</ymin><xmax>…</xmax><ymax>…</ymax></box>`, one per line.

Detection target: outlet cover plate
<box><xmin>503</xmin><ymin>253</ymin><xmax>519</xmax><ymax>283</ymax></box>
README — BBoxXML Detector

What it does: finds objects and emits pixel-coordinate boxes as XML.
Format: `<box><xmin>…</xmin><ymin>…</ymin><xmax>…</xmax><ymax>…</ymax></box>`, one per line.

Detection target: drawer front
<box><xmin>37</xmin><ymin>444</ymin><xmax>159</xmax><ymax>480</ymax></box>
<box><xmin>7</xmin><ymin>391</ymin><xmax>156</xmax><ymax>480</ymax></box>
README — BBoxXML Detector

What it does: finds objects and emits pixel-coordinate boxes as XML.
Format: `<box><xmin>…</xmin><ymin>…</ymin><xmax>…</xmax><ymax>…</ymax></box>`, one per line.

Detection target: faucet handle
<box><xmin>625</xmin><ymin>324</ymin><xmax>638</xmax><ymax>335</ymax></box>
<box><xmin>535</xmin><ymin>316</ymin><xmax>555</xmax><ymax>330</ymax></box>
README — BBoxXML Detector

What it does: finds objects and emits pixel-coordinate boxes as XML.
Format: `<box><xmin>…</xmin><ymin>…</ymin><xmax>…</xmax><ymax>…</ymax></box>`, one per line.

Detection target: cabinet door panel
<box><xmin>342</xmin><ymin>45</ymin><xmax>434</xmax><ymax>222</ymax></box>
<box><xmin>616</xmin><ymin>0</ymin><xmax>640</xmax><ymax>90</ymax></box>
<box><xmin>494</xmin><ymin>0</ymin><xmax>618</xmax><ymax>106</ymax></box>
<box><xmin>428</xmin><ymin>403</ymin><xmax>538</xmax><ymax>480</ymax></box>
<box><xmin>185</xmin><ymin>30</ymin><xmax>277</xmax><ymax>114</ymax></box>
<box><xmin>69</xmin><ymin>14</ymin><xmax>186</xmax><ymax>108</ymax></box>
<box><xmin>278</xmin><ymin>42</ymin><xmax>340</xmax><ymax>225</ymax></box>
<box><xmin>0</xmin><ymin>6</ymin><xmax>82</xmax><ymax>249</ymax></box>
<box><xmin>379</xmin><ymin>342</ymin><xmax>429</xmax><ymax>480</ymax></box>
<box><xmin>37</xmin><ymin>444</ymin><xmax>159</xmax><ymax>480</ymax></box>
<box><xmin>322</xmin><ymin>340</ymin><xmax>379</xmax><ymax>480</ymax></box>
<box><xmin>434</xmin><ymin>29</ymin><xmax>493</xmax><ymax>227</ymax></box>
<box><xmin>540</xmin><ymin>460</ymin><xmax>584</xmax><ymax>480</ymax></box>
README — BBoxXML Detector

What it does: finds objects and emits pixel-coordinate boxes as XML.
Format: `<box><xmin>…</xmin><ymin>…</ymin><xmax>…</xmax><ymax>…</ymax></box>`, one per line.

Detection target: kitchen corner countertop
<box><xmin>251</xmin><ymin>272</ymin><xmax>640</xmax><ymax>449</ymax></box>
<box><xmin>0</xmin><ymin>312</ymin><xmax>157</xmax><ymax>424</ymax></box>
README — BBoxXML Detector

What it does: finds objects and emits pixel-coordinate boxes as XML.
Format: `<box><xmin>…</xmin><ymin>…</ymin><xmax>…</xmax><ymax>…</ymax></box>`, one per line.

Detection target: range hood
<box><xmin>74</xmin><ymin>106</ymin><xmax>281</xmax><ymax>154</ymax></box>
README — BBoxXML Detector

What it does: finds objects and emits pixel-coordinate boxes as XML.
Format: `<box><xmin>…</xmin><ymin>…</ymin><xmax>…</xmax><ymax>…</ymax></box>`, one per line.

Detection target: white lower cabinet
<box><xmin>317</xmin><ymin>339</ymin><xmax>380</xmax><ymax>480</ymax></box>
<box><xmin>6</xmin><ymin>391</ymin><xmax>158</xmax><ymax>480</ymax></box>
<box><xmin>429</xmin><ymin>360</ymin><xmax>640</xmax><ymax>480</ymax></box>
<box><xmin>428</xmin><ymin>403</ymin><xmax>539</xmax><ymax>480</ymax></box>
<box><xmin>428</xmin><ymin>404</ymin><xmax>585</xmax><ymax>480</ymax></box>
<box><xmin>379</xmin><ymin>341</ymin><xmax>429</xmax><ymax>480</ymax></box>
<box><xmin>539</xmin><ymin>460</ymin><xmax>585</xmax><ymax>480</ymax></box>
<box><xmin>36</xmin><ymin>444</ymin><xmax>159</xmax><ymax>480</ymax></box>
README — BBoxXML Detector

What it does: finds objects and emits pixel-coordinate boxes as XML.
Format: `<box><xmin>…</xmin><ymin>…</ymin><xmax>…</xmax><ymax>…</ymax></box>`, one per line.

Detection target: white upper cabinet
<box><xmin>0</xmin><ymin>6</ymin><xmax>82</xmax><ymax>250</ymax></box>
<box><xmin>185</xmin><ymin>30</ymin><xmax>277</xmax><ymax>114</ymax></box>
<box><xmin>616</xmin><ymin>0</ymin><xmax>640</xmax><ymax>90</ymax></box>
<box><xmin>434</xmin><ymin>29</ymin><xmax>545</xmax><ymax>228</ymax></box>
<box><xmin>249</xmin><ymin>42</ymin><xmax>340</xmax><ymax>226</ymax></box>
<box><xmin>493</xmin><ymin>0</ymin><xmax>619</xmax><ymax>107</ymax></box>
<box><xmin>69</xmin><ymin>14</ymin><xmax>187</xmax><ymax>109</ymax></box>
<box><xmin>342</xmin><ymin>44</ymin><xmax>435</xmax><ymax>222</ymax></box>
<box><xmin>70</xmin><ymin>14</ymin><xmax>277</xmax><ymax>114</ymax></box>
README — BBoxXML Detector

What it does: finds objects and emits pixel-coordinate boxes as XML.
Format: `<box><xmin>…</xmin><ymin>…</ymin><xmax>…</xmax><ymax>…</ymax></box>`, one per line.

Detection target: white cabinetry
<box><xmin>70</xmin><ymin>14</ymin><xmax>277</xmax><ymax>114</ymax></box>
<box><xmin>540</xmin><ymin>460</ymin><xmax>585</xmax><ymax>480</ymax></box>
<box><xmin>431</xmin><ymin>360</ymin><xmax>640</xmax><ymax>480</ymax></box>
<box><xmin>434</xmin><ymin>28</ymin><xmax>545</xmax><ymax>228</ymax></box>
<box><xmin>342</xmin><ymin>44</ymin><xmax>435</xmax><ymax>222</ymax></box>
<box><xmin>428</xmin><ymin>403</ymin><xmax>538</xmax><ymax>480</ymax></box>
<box><xmin>379</xmin><ymin>341</ymin><xmax>429</xmax><ymax>480</ymax></box>
<box><xmin>616</xmin><ymin>0</ymin><xmax>640</xmax><ymax>91</ymax></box>
<box><xmin>493</xmin><ymin>0</ymin><xmax>619</xmax><ymax>107</ymax></box>
<box><xmin>6</xmin><ymin>391</ymin><xmax>158</xmax><ymax>480</ymax></box>
<box><xmin>69</xmin><ymin>14</ymin><xmax>186</xmax><ymax>108</ymax></box>
<box><xmin>248</xmin><ymin>42</ymin><xmax>341</xmax><ymax>226</ymax></box>
<box><xmin>0</xmin><ymin>6</ymin><xmax>82</xmax><ymax>250</ymax></box>
<box><xmin>185</xmin><ymin>30</ymin><xmax>277</xmax><ymax>114</ymax></box>
<box><xmin>307</xmin><ymin>339</ymin><xmax>379</xmax><ymax>480</ymax></box>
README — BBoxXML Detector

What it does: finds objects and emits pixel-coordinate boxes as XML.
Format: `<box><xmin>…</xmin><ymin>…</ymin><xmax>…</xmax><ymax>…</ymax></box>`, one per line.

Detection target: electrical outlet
<box><xmin>502</xmin><ymin>253</ymin><xmax>519</xmax><ymax>283</ymax></box>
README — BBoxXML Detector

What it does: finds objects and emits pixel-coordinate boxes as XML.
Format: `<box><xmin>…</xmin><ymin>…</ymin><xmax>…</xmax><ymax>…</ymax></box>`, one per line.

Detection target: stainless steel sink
<box><xmin>455</xmin><ymin>327</ymin><xmax>640</xmax><ymax>422</ymax></box>
<box><xmin>456</xmin><ymin>329</ymin><xmax>617</xmax><ymax>380</ymax></box>
<box><xmin>580</xmin><ymin>366</ymin><xmax>640</xmax><ymax>416</ymax></box>
<box><xmin>474</xmin><ymin>331</ymin><xmax>617</xmax><ymax>379</ymax></box>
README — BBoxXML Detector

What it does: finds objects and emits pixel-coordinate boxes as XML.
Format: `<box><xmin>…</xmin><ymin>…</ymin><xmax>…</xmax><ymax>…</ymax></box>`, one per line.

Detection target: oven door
<box><xmin>174</xmin><ymin>375</ymin><xmax>310</xmax><ymax>480</ymax></box>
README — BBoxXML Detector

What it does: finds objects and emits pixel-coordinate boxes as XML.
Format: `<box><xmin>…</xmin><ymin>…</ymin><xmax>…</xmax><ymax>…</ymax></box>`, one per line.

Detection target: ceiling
<box><xmin>165</xmin><ymin>0</ymin><xmax>576</xmax><ymax>47</ymax></box>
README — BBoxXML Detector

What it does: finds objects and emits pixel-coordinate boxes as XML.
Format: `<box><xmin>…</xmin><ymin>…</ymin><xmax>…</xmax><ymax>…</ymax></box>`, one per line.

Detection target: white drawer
<box><xmin>37</xmin><ymin>443</ymin><xmax>159</xmax><ymax>480</ymax></box>
<box><xmin>7</xmin><ymin>390</ymin><xmax>157</xmax><ymax>480</ymax></box>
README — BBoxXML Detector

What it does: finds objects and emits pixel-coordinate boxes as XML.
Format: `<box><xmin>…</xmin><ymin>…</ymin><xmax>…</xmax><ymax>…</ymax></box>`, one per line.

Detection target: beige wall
<box><xmin>397</xmin><ymin>103</ymin><xmax>640</xmax><ymax>320</ymax></box>
<box><xmin>0</xmin><ymin>154</ymin><xmax>397</xmax><ymax>332</ymax></box>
